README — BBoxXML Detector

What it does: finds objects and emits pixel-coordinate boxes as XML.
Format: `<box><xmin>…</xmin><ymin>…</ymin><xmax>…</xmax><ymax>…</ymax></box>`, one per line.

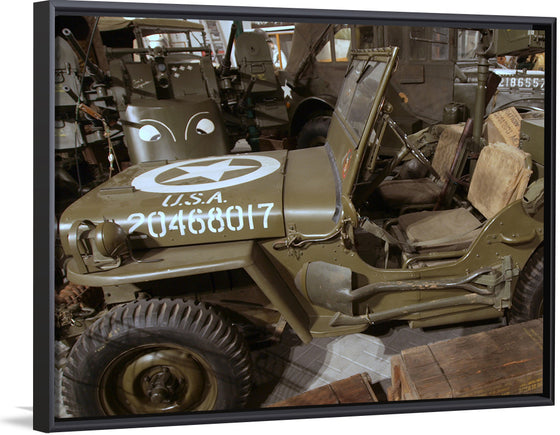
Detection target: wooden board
<box><xmin>388</xmin><ymin>319</ymin><xmax>543</xmax><ymax>401</ymax></box>
<box><xmin>269</xmin><ymin>373</ymin><xmax>378</xmax><ymax>407</ymax></box>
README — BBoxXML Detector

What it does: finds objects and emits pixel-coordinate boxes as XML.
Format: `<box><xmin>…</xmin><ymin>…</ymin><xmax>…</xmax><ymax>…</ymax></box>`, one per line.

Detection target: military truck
<box><xmin>284</xmin><ymin>24</ymin><xmax>545</xmax><ymax>148</ymax></box>
<box><xmin>56</xmin><ymin>45</ymin><xmax>545</xmax><ymax>416</ymax></box>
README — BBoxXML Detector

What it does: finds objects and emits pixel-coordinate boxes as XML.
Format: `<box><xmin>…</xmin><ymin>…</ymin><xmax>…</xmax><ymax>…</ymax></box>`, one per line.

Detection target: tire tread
<box><xmin>62</xmin><ymin>298</ymin><xmax>252</xmax><ymax>417</ymax></box>
<box><xmin>510</xmin><ymin>245</ymin><xmax>544</xmax><ymax>323</ymax></box>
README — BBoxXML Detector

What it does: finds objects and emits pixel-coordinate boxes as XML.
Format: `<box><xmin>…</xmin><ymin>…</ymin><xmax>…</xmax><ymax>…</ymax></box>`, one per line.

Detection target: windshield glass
<box><xmin>141</xmin><ymin>31</ymin><xmax>206</xmax><ymax>50</ymax></box>
<box><xmin>335</xmin><ymin>59</ymin><xmax>386</xmax><ymax>141</ymax></box>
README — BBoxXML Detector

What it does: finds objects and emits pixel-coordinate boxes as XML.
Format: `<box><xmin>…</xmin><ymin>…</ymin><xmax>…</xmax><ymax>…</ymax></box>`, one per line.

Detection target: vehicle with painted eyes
<box><xmin>55</xmin><ymin>16</ymin><xmax>289</xmax><ymax>202</ymax></box>
<box><xmin>101</xmin><ymin>18</ymin><xmax>289</xmax><ymax>163</ymax></box>
<box><xmin>101</xmin><ymin>18</ymin><xmax>229</xmax><ymax>163</ymax></box>
<box><xmin>57</xmin><ymin>44</ymin><xmax>546</xmax><ymax>418</ymax></box>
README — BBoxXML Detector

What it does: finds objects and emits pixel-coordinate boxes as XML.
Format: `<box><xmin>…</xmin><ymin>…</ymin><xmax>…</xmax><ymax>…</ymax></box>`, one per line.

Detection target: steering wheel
<box><xmin>386</xmin><ymin>116</ymin><xmax>440</xmax><ymax>180</ymax></box>
<box><xmin>353</xmin><ymin>114</ymin><xmax>441</xmax><ymax>208</ymax></box>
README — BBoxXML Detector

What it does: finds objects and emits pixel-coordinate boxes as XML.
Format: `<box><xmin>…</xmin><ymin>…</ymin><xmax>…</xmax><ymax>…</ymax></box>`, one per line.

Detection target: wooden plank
<box><xmin>428</xmin><ymin>319</ymin><xmax>543</xmax><ymax>397</ymax></box>
<box><xmin>387</xmin><ymin>355</ymin><xmax>403</xmax><ymax>401</ymax></box>
<box><xmin>331</xmin><ymin>373</ymin><xmax>378</xmax><ymax>404</ymax></box>
<box><xmin>389</xmin><ymin>319</ymin><xmax>543</xmax><ymax>401</ymax></box>
<box><xmin>388</xmin><ymin>355</ymin><xmax>420</xmax><ymax>401</ymax></box>
<box><xmin>269</xmin><ymin>373</ymin><xmax>378</xmax><ymax>407</ymax></box>
<box><xmin>400</xmin><ymin>345</ymin><xmax>453</xmax><ymax>400</ymax></box>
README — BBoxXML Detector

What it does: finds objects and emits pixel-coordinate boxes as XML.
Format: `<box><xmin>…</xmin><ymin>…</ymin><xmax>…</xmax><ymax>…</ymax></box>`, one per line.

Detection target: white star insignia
<box><xmin>281</xmin><ymin>80</ymin><xmax>292</xmax><ymax>100</ymax></box>
<box><xmin>162</xmin><ymin>159</ymin><xmax>257</xmax><ymax>184</ymax></box>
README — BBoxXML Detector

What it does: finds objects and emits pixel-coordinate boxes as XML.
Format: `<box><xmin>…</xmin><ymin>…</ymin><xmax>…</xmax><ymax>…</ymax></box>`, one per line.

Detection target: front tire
<box><xmin>62</xmin><ymin>298</ymin><xmax>252</xmax><ymax>417</ymax></box>
<box><xmin>510</xmin><ymin>245</ymin><xmax>544</xmax><ymax>323</ymax></box>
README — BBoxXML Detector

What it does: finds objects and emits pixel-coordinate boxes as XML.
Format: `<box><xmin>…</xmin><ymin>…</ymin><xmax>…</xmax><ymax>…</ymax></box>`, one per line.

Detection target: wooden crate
<box><xmin>388</xmin><ymin>319</ymin><xmax>543</xmax><ymax>401</ymax></box>
<box><xmin>269</xmin><ymin>373</ymin><xmax>379</xmax><ymax>407</ymax></box>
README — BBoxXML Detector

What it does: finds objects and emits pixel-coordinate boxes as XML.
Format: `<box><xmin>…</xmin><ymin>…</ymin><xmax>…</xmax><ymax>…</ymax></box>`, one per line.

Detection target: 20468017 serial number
<box><xmin>127</xmin><ymin>203</ymin><xmax>275</xmax><ymax>238</ymax></box>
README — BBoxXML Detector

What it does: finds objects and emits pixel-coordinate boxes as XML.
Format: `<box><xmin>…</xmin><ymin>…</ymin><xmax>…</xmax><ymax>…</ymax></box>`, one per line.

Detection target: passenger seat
<box><xmin>391</xmin><ymin>142</ymin><xmax>533</xmax><ymax>253</ymax></box>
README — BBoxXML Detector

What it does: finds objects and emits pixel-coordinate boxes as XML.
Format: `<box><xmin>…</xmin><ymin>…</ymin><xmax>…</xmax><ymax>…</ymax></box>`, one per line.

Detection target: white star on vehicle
<box><xmin>281</xmin><ymin>80</ymin><xmax>292</xmax><ymax>100</ymax></box>
<box><xmin>162</xmin><ymin>159</ymin><xmax>257</xmax><ymax>184</ymax></box>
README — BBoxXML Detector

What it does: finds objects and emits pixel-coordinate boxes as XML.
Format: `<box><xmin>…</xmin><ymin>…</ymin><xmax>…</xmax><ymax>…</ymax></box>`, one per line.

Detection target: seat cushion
<box><xmin>397</xmin><ymin>207</ymin><xmax>483</xmax><ymax>252</ymax></box>
<box><xmin>376</xmin><ymin>178</ymin><xmax>442</xmax><ymax>209</ymax></box>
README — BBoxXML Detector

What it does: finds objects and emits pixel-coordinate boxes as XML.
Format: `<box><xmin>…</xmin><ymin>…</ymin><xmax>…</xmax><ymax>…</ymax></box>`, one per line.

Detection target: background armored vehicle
<box><xmin>98</xmin><ymin>17</ymin><xmax>231</xmax><ymax>165</ymax></box>
<box><xmin>56</xmin><ymin>38</ymin><xmax>544</xmax><ymax>417</ymax></box>
<box><xmin>100</xmin><ymin>18</ymin><xmax>290</xmax><ymax>155</ymax></box>
<box><xmin>283</xmin><ymin>24</ymin><xmax>545</xmax><ymax>149</ymax></box>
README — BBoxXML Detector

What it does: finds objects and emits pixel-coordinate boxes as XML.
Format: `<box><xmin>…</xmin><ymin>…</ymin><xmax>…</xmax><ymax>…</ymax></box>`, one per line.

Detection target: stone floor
<box><xmin>247</xmin><ymin>317</ymin><xmax>506</xmax><ymax>407</ymax></box>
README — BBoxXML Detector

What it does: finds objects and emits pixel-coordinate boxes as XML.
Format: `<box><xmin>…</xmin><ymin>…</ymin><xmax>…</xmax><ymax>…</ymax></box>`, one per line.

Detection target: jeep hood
<box><xmin>59</xmin><ymin>150</ymin><xmax>288</xmax><ymax>251</ymax></box>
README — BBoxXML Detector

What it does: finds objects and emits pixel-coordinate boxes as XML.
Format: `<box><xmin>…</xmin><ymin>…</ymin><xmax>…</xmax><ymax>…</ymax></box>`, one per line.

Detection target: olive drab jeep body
<box><xmin>57</xmin><ymin>46</ymin><xmax>545</xmax><ymax>417</ymax></box>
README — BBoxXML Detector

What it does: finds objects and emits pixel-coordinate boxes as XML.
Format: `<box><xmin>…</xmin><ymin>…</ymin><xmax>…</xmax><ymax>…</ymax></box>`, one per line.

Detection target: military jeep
<box><xmin>57</xmin><ymin>47</ymin><xmax>545</xmax><ymax>416</ymax></box>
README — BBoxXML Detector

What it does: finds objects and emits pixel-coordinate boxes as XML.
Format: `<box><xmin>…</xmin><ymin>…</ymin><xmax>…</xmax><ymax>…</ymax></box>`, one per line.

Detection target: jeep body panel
<box><xmin>260</xmin><ymin>198</ymin><xmax>543</xmax><ymax>336</ymax></box>
<box><xmin>64</xmin><ymin>239</ymin><xmax>314</xmax><ymax>343</ymax></box>
<box><xmin>59</xmin><ymin>150</ymin><xmax>288</xmax><ymax>253</ymax></box>
<box><xmin>283</xmin><ymin>146</ymin><xmax>340</xmax><ymax>236</ymax></box>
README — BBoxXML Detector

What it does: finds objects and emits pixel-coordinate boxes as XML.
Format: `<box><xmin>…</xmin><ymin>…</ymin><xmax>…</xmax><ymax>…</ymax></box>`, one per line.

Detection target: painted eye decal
<box><xmin>185</xmin><ymin>111</ymin><xmax>213</xmax><ymax>142</ymax></box>
<box><xmin>196</xmin><ymin>118</ymin><xmax>215</xmax><ymax>135</ymax></box>
<box><xmin>138</xmin><ymin>124</ymin><xmax>162</xmax><ymax>142</ymax></box>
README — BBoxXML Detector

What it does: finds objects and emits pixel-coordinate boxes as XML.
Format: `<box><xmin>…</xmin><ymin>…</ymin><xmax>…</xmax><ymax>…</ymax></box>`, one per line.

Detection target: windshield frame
<box><xmin>327</xmin><ymin>47</ymin><xmax>399</xmax><ymax>199</ymax></box>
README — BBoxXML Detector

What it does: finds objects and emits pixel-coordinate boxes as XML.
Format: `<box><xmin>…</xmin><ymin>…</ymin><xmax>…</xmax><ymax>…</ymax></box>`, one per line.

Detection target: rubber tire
<box><xmin>297</xmin><ymin>116</ymin><xmax>332</xmax><ymax>149</ymax></box>
<box><xmin>62</xmin><ymin>298</ymin><xmax>253</xmax><ymax>417</ymax></box>
<box><xmin>510</xmin><ymin>245</ymin><xmax>544</xmax><ymax>323</ymax></box>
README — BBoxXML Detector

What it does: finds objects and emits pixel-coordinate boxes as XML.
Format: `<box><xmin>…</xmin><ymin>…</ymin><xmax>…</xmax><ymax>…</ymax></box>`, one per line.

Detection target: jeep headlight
<box><xmin>93</xmin><ymin>221</ymin><xmax>128</xmax><ymax>258</ymax></box>
<box><xmin>68</xmin><ymin>219</ymin><xmax>128</xmax><ymax>273</ymax></box>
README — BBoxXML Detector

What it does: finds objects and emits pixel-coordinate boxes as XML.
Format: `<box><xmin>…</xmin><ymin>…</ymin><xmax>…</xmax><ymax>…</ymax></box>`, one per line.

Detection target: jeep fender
<box><xmin>65</xmin><ymin>240</ymin><xmax>313</xmax><ymax>343</ymax></box>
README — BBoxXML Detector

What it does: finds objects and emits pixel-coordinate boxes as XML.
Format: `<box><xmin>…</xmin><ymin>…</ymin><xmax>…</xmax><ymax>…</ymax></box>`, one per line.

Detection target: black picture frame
<box><xmin>33</xmin><ymin>0</ymin><xmax>556</xmax><ymax>432</ymax></box>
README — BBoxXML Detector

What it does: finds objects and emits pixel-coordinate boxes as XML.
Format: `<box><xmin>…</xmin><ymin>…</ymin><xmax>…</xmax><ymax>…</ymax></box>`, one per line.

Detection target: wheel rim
<box><xmin>99</xmin><ymin>344</ymin><xmax>218</xmax><ymax>415</ymax></box>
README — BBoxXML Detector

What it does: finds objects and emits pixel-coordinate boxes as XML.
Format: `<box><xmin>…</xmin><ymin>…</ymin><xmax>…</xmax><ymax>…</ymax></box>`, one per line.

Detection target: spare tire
<box><xmin>297</xmin><ymin>116</ymin><xmax>332</xmax><ymax>149</ymax></box>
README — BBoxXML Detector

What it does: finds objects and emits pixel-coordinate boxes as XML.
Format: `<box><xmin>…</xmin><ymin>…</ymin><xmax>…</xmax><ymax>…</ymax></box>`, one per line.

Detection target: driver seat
<box><xmin>375</xmin><ymin>124</ymin><xmax>467</xmax><ymax>209</ymax></box>
<box><xmin>390</xmin><ymin>142</ymin><xmax>532</xmax><ymax>254</ymax></box>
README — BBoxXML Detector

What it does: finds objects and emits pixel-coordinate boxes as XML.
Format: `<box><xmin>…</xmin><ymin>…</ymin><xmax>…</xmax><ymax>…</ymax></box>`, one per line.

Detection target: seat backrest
<box><xmin>467</xmin><ymin>142</ymin><xmax>532</xmax><ymax>219</ymax></box>
<box><xmin>431</xmin><ymin>124</ymin><xmax>466</xmax><ymax>183</ymax></box>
